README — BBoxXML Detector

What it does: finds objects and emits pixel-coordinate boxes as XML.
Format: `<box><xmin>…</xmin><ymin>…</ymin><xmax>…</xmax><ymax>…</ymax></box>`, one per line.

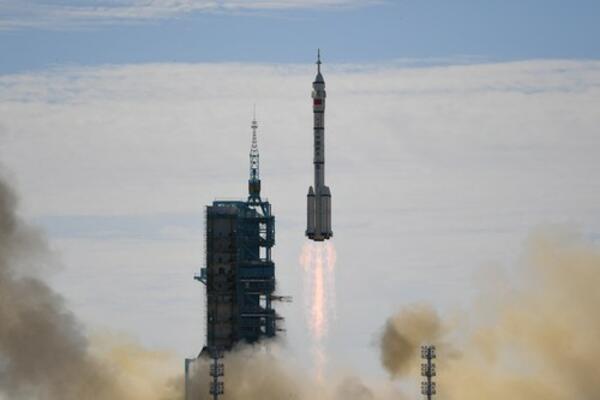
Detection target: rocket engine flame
<box><xmin>325</xmin><ymin>241</ymin><xmax>337</xmax><ymax>320</ymax></box>
<box><xmin>300</xmin><ymin>240</ymin><xmax>337</xmax><ymax>380</ymax></box>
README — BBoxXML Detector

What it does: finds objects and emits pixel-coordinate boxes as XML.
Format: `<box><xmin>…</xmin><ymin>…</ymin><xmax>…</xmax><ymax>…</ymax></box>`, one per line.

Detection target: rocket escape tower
<box><xmin>196</xmin><ymin>110</ymin><xmax>280</xmax><ymax>352</ymax></box>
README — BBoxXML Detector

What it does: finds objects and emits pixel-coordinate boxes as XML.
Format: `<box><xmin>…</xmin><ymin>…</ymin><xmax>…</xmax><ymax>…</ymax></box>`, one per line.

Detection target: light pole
<box><xmin>209</xmin><ymin>348</ymin><xmax>224</xmax><ymax>400</ymax></box>
<box><xmin>420</xmin><ymin>345</ymin><xmax>436</xmax><ymax>400</ymax></box>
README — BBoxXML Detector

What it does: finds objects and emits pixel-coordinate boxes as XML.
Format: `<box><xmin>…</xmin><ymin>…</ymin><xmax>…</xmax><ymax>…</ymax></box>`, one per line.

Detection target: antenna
<box><xmin>248</xmin><ymin>106</ymin><xmax>261</xmax><ymax>200</ymax></box>
<box><xmin>316</xmin><ymin>48</ymin><xmax>322</xmax><ymax>73</ymax></box>
<box><xmin>421</xmin><ymin>345</ymin><xmax>437</xmax><ymax>400</ymax></box>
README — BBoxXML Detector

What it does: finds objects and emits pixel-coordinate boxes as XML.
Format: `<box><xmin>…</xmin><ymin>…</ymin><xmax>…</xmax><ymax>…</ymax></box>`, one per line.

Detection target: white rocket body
<box><xmin>306</xmin><ymin>53</ymin><xmax>332</xmax><ymax>241</ymax></box>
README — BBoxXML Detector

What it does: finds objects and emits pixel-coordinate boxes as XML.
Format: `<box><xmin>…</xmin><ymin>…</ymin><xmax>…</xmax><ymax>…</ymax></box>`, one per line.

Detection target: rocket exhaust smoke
<box><xmin>379</xmin><ymin>229</ymin><xmax>600</xmax><ymax>400</ymax></box>
<box><xmin>5</xmin><ymin>156</ymin><xmax>597</xmax><ymax>400</ymax></box>
<box><xmin>0</xmin><ymin>172</ymin><xmax>180</xmax><ymax>400</ymax></box>
<box><xmin>380</xmin><ymin>305</ymin><xmax>443</xmax><ymax>379</ymax></box>
<box><xmin>184</xmin><ymin>344</ymin><xmax>403</xmax><ymax>400</ymax></box>
<box><xmin>3</xmin><ymin>152</ymin><xmax>598</xmax><ymax>400</ymax></box>
<box><xmin>179</xmin><ymin>229</ymin><xmax>600</xmax><ymax>400</ymax></box>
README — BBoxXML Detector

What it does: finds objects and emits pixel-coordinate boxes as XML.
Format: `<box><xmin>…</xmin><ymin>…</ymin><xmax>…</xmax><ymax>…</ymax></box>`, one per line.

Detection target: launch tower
<box><xmin>197</xmin><ymin>111</ymin><xmax>279</xmax><ymax>349</ymax></box>
<box><xmin>185</xmin><ymin>112</ymin><xmax>282</xmax><ymax>399</ymax></box>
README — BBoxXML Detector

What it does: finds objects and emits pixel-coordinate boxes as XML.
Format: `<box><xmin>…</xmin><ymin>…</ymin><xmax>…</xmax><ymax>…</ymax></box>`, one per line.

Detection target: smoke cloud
<box><xmin>380</xmin><ymin>229</ymin><xmax>600</xmax><ymax>400</ymax></box>
<box><xmin>185</xmin><ymin>345</ymin><xmax>405</xmax><ymax>400</ymax></box>
<box><xmin>0</xmin><ymin>172</ymin><xmax>180</xmax><ymax>400</ymax></box>
<box><xmin>0</xmin><ymin>166</ymin><xmax>402</xmax><ymax>400</ymax></box>
<box><xmin>380</xmin><ymin>304</ymin><xmax>443</xmax><ymax>378</ymax></box>
<box><xmin>3</xmin><ymin>140</ymin><xmax>599</xmax><ymax>400</ymax></box>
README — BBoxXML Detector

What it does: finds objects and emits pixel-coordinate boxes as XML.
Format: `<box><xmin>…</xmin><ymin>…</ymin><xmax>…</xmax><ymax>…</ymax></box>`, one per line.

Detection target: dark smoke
<box><xmin>0</xmin><ymin>173</ymin><xmax>120</xmax><ymax>399</ymax></box>
<box><xmin>0</xmin><ymin>173</ymin><xmax>180</xmax><ymax>400</ymax></box>
<box><xmin>379</xmin><ymin>304</ymin><xmax>442</xmax><ymax>378</ymax></box>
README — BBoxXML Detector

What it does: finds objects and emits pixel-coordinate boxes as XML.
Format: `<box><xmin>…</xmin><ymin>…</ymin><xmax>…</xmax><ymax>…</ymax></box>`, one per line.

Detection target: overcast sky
<box><xmin>1</xmin><ymin>0</ymin><xmax>600</xmax><ymax>381</ymax></box>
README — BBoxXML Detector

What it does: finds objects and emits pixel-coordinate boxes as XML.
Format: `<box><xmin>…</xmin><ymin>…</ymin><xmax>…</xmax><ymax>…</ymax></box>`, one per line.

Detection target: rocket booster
<box><xmin>306</xmin><ymin>50</ymin><xmax>333</xmax><ymax>241</ymax></box>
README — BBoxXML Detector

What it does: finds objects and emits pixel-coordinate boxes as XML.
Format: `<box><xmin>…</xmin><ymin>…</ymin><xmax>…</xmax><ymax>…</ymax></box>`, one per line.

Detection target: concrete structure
<box><xmin>306</xmin><ymin>49</ymin><xmax>333</xmax><ymax>241</ymax></box>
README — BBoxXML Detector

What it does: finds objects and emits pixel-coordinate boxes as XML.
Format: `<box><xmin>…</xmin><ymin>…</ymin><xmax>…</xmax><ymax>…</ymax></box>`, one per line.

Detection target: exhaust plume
<box><xmin>5</xmin><ymin>159</ymin><xmax>598</xmax><ymax>400</ymax></box>
<box><xmin>300</xmin><ymin>241</ymin><xmax>337</xmax><ymax>380</ymax></box>
<box><xmin>380</xmin><ymin>304</ymin><xmax>443</xmax><ymax>378</ymax></box>
<box><xmin>0</xmin><ymin>172</ymin><xmax>180</xmax><ymax>400</ymax></box>
<box><xmin>185</xmin><ymin>345</ymin><xmax>405</xmax><ymax>400</ymax></box>
<box><xmin>380</xmin><ymin>229</ymin><xmax>600</xmax><ymax>400</ymax></box>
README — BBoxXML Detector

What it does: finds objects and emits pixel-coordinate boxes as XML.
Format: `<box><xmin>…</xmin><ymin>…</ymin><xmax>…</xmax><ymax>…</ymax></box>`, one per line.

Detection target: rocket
<box><xmin>306</xmin><ymin>50</ymin><xmax>333</xmax><ymax>241</ymax></box>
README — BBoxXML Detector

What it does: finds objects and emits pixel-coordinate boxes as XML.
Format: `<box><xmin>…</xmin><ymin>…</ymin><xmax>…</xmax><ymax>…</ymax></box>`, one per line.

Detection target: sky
<box><xmin>2</xmin><ymin>0</ymin><xmax>600</xmax><ymax>73</ymax></box>
<box><xmin>1</xmin><ymin>0</ymin><xmax>600</xmax><ymax>387</ymax></box>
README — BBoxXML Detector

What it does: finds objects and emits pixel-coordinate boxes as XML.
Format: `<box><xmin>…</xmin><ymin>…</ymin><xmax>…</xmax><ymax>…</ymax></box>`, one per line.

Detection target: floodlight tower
<box><xmin>209</xmin><ymin>348</ymin><xmax>224</xmax><ymax>400</ymax></box>
<box><xmin>421</xmin><ymin>345</ymin><xmax>437</xmax><ymax>400</ymax></box>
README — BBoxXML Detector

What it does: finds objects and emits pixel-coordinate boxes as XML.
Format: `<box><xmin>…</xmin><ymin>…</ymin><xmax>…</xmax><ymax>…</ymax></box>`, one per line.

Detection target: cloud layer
<box><xmin>0</xmin><ymin>0</ymin><xmax>380</xmax><ymax>29</ymax></box>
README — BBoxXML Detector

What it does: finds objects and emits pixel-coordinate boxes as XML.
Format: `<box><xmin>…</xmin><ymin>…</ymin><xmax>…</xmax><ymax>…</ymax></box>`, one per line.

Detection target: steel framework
<box><xmin>421</xmin><ymin>345</ymin><xmax>437</xmax><ymax>400</ymax></box>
